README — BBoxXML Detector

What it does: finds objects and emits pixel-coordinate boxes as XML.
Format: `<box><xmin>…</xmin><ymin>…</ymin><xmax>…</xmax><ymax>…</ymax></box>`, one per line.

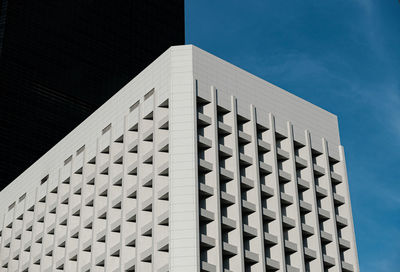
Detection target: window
<box><xmin>8</xmin><ymin>202</ymin><xmax>15</xmax><ymax>211</ymax></box>
<box><xmin>19</xmin><ymin>193</ymin><xmax>26</xmax><ymax>202</ymax></box>
<box><xmin>144</xmin><ymin>88</ymin><xmax>154</xmax><ymax>100</ymax></box>
<box><xmin>41</xmin><ymin>175</ymin><xmax>49</xmax><ymax>185</ymax></box>
<box><xmin>64</xmin><ymin>156</ymin><xmax>72</xmax><ymax>166</ymax></box>
<box><xmin>129</xmin><ymin>101</ymin><xmax>139</xmax><ymax>112</ymax></box>
<box><xmin>102</xmin><ymin>123</ymin><xmax>111</xmax><ymax>135</ymax></box>
<box><xmin>76</xmin><ymin>145</ymin><xmax>85</xmax><ymax>156</ymax></box>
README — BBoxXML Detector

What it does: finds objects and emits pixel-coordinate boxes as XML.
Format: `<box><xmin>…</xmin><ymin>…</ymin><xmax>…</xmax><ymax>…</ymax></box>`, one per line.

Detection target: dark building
<box><xmin>0</xmin><ymin>0</ymin><xmax>185</xmax><ymax>189</ymax></box>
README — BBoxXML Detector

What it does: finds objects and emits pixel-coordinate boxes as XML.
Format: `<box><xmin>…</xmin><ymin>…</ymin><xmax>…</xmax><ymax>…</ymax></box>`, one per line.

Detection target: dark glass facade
<box><xmin>0</xmin><ymin>0</ymin><xmax>185</xmax><ymax>189</ymax></box>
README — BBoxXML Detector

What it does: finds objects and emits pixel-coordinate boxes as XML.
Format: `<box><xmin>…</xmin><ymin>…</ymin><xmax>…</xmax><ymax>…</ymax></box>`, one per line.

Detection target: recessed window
<box><xmin>144</xmin><ymin>88</ymin><xmax>154</xmax><ymax>100</ymax></box>
<box><xmin>41</xmin><ymin>175</ymin><xmax>49</xmax><ymax>185</ymax></box>
<box><xmin>76</xmin><ymin>145</ymin><xmax>85</xmax><ymax>156</ymax></box>
<box><xmin>129</xmin><ymin>101</ymin><xmax>139</xmax><ymax>112</ymax></box>
<box><xmin>102</xmin><ymin>124</ymin><xmax>111</xmax><ymax>135</ymax></box>
<box><xmin>19</xmin><ymin>193</ymin><xmax>26</xmax><ymax>202</ymax></box>
<box><xmin>64</xmin><ymin>156</ymin><xmax>72</xmax><ymax>166</ymax></box>
<box><xmin>8</xmin><ymin>202</ymin><xmax>15</xmax><ymax>211</ymax></box>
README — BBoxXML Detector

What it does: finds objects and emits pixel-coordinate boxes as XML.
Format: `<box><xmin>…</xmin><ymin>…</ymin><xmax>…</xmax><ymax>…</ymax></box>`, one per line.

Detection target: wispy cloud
<box><xmin>358</xmin><ymin>176</ymin><xmax>400</xmax><ymax>208</ymax></box>
<box><xmin>346</xmin><ymin>79</ymin><xmax>400</xmax><ymax>143</ymax></box>
<box><xmin>374</xmin><ymin>83</ymin><xmax>400</xmax><ymax>141</ymax></box>
<box><xmin>364</xmin><ymin>248</ymin><xmax>400</xmax><ymax>272</ymax></box>
<box><xmin>187</xmin><ymin>1</ymin><xmax>400</xmax><ymax>271</ymax></box>
<box><xmin>358</xmin><ymin>215</ymin><xmax>400</xmax><ymax>271</ymax></box>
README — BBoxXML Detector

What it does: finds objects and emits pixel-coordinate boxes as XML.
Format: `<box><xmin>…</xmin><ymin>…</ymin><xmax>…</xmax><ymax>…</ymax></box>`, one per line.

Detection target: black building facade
<box><xmin>0</xmin><ymin>0</ymin><xmax>185</xmax><ymax>189</ymax></box>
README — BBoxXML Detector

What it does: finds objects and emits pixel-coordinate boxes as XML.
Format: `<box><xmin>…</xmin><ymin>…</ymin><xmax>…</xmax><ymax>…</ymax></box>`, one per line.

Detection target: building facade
<box><xmin>0</xmin><ymin>46</ymin><xmax>359</xmax><ymax>272</ymax></box>
<box><xmin>0</xmin><ymin>0</ymin><xmax>184</xmax><ymax>188</ymax></box>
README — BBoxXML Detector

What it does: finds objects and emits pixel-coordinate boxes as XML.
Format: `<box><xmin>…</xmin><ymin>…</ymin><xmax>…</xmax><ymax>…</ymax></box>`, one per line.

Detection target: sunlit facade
<box><xmin>0</xmin><ymin>45</ymin><xmax>359</xmax><ymax>272</ymax></box>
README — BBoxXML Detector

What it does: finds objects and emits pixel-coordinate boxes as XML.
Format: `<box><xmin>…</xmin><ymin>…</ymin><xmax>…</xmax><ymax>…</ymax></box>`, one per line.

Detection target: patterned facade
<box><xmin>0</xmin><ymin>45</ymin><xmax>359</xmax><ymax>272</ymax></box>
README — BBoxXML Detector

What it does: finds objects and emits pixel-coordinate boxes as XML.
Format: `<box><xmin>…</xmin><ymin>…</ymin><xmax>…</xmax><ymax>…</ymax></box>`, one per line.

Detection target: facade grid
<box><xmin>195</xmin><ymin>89</ymin><xmax>356</xmax><ymax>272</ymax></box>
<box><xmin>0</xmin><ymin>45</ymin><xmax>359</xmax><ymax>272</ymax></box>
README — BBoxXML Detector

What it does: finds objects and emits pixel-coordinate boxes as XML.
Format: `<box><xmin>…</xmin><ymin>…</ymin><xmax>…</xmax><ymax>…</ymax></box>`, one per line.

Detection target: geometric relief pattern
<box><xmin>0</xmin><ymin>91</ymin><xmax>170</xmax><ymax>272</ymax></box>
<box><xmin>196</xmin><ymin>91</ymin><xmax>355</xmax><ymax>272</ymax></box>
<box><xmin>0</xmin><ymin>45</ymin><xmax>358</xmax><ymax>272</ymax></box>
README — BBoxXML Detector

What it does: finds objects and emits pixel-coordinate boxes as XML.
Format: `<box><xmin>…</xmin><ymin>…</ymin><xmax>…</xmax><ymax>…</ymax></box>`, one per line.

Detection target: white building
<box><xmin>0</xmin><ymin>45</ymin><xmax>359</xmax><ymax>272</ymax></box>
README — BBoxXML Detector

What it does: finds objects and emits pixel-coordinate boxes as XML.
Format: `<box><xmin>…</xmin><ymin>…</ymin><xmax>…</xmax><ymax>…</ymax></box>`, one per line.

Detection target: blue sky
<box><xmin>186</xmin><ymin>1</ymin><xmax>400</xmax><ymax>271</ymax></box>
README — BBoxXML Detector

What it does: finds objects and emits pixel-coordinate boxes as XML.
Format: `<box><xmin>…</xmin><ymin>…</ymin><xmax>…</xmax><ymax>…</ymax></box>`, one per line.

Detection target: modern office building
<box><xmin>0</xmin><ymin>0</ymin><xmax>185</xmax><ymax>188</ymax></box>
<box><xmin>0</xmin><ymin>46</ymin><xmax>359</xmax><ymax>272</ymax></box>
